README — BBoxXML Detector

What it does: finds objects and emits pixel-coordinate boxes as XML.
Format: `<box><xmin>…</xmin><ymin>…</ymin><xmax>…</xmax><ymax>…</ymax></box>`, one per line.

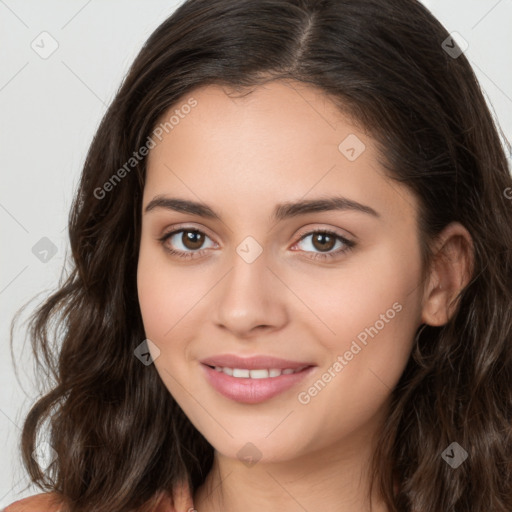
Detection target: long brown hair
<box><xmin>11</xmin><ymin>0</ymin><xmax>512</xmax><ymax>511</ymax></box>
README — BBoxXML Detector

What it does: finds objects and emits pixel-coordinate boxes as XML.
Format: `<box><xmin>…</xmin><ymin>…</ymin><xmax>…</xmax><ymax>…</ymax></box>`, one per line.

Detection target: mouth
<box><xmin>203</xmin><ymin>364</ymin><xmax>309</xmax><ymax>378</ymax></box>
<box><xmin>200</xmin><ymin>362</ymin><xmax>316</xmax><ymax>404</ymax></box>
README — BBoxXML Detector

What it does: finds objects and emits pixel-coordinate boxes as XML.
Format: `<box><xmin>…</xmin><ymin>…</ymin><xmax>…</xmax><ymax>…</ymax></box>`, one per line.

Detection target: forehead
<box><xmin>144</xmin><ymin>80</ymin><xmax>418</xmax><ymax>225</ymax></box>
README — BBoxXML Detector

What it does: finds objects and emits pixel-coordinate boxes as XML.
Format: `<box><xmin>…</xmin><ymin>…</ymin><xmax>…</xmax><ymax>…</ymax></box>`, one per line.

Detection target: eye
<box><xmin>158</xmin><ymin>228</ymin><xmax>216</xmax><ymax>260</ymax></box>
<box><xmin>158</xmin><ymin>226</ymin><xmax>356</xmax><ymax>261</ymax></box>
<box><xmin>292</xmin><ymin>229</ymin><xmax>355</xmax><ymax>261</ymax></box>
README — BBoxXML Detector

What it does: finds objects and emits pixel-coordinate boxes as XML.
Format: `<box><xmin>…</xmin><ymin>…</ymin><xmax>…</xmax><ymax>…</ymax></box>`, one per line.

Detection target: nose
<box><xmin>212</xmin><ymin>246</ymin><xmax>288</xmax><ymax>339</ymax></box>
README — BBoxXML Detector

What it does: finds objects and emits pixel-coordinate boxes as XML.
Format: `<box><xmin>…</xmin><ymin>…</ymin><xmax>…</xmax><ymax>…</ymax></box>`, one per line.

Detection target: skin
<box><xmin>137</xmin><ymin>79</ymin><xmax>473</xmax><ymax>512</ymax></box>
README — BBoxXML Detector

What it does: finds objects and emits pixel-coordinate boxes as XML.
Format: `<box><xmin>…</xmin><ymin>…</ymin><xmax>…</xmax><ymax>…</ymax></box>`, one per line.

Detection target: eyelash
<box><xmin>158</xmin><ymin>227</ymin><xmax>356</xmax><ymax>261</ymax></box>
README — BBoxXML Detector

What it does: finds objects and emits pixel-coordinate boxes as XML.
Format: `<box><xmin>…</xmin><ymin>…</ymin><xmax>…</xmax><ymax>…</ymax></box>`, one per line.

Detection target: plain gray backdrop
<box><xmin>1</xmin><ymin>0</ymin><xmax>511</xmax><ymax>506</ymax></box>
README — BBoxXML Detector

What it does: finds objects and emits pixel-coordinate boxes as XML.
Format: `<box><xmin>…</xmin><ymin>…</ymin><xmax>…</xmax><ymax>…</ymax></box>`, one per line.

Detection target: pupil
<box><xmin>184</xmin><ymin>231</ymin><xmax>204</xmax><ymax>249</ymax></box>
<box><xmin>314</xmin><ymin>233</ymin><xmax>334</xmax><ymax>251</ymax></box>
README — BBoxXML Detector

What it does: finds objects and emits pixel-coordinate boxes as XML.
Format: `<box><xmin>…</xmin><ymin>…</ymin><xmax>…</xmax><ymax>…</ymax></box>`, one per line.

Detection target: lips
<box><xmin>199</xmin><ymin>354</ymin><xmax>314</xmax><ymax>370</ymax></box>
<box><xmin>199</xmin><ymin>354</ymin><xmax>316</xmax><ymax>404</ymax></box>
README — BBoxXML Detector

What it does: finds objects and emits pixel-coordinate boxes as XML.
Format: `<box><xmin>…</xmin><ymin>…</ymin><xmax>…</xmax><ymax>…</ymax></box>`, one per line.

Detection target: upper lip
<box><xmin>200</xmin><ymin>354</ymin><xmax>315</xmax><ymax>370</ymax></box>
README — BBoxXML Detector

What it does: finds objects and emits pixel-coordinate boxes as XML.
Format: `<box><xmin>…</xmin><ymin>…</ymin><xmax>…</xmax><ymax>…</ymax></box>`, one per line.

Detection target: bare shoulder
<box><xmin>3</xmin><ymin>492</ymin><xmax>65</xmax><ymax>512</ymax></box>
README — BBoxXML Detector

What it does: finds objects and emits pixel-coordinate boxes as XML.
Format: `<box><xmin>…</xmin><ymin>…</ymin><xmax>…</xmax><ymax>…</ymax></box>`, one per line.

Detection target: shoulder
<box><xmin>3</xmin><ymin>483</ymin><xmax>193</xmax><ymax>512</ymax></box>
<box><xmin>3</xmin><ymin>492</ymin><xmax>64</xmax><ymax>512</ymax></box>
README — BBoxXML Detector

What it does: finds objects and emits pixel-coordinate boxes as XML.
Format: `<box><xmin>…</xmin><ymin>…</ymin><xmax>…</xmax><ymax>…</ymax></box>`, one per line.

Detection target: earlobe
<box><xmin>420</xmin><ymin>222</ymin><xmax>474</xmax><ymax>327</ymax></box>
<box><xmin>421</xmin><ymin>280</ymin><xmax>450</xmax><ymax>326</ymax></box>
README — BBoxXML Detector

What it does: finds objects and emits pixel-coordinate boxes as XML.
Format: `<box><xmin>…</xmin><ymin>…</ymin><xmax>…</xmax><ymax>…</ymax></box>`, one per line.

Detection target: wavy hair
<box><xmin>11</xmin><ymin>0</ymin><xmax>512</xmax><ymax>511</ymax></box>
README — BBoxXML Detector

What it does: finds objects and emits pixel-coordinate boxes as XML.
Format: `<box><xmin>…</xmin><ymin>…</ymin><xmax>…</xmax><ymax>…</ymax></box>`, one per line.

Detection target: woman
<box><xmin>6</xmin><ymin>0</ymin><xmax>511</xmax><ymax>511</ymax></box>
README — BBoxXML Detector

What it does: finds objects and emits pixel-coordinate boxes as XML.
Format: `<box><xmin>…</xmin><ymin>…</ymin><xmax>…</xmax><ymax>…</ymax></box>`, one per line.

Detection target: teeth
<box><xmin>249</xmin><ymin>369</ymin><xmax>269</xmax><ymax>379</ymax></box>
<box><xmin>212</xmin><ymin>366</ymin><xmax>307</xmax><ymax>378</ymax></box>
<box><xmin>232</xmin><ymin>368</ymin><xmax>250</xmax><ymax>378</ymax></box>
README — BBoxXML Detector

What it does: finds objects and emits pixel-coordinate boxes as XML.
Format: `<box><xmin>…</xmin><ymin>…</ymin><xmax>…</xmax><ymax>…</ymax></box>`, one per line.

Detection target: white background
<box><xmin>1</xmin><ymin>0</ymin><xmax>511</xmax><ymax>506</ymax></box>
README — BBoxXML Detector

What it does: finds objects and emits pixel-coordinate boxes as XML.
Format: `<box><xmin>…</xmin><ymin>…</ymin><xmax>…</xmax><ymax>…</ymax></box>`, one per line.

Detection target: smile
<box><xmin>201</xmin><ymin>363</ymin><xmax>315</xmax><ymax>404</ymax></box>
<box><xmin>207</xmin><ymin>365</ymin><xmax>309</xmax><ymax>378</ymax></box>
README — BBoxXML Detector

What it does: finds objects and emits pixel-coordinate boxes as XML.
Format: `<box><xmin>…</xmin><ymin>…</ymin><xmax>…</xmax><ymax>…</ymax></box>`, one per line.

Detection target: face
<box><xmin>137</xmin><ymin>80</ymin><xmax>425</xmax><ymax>464</ymax></box>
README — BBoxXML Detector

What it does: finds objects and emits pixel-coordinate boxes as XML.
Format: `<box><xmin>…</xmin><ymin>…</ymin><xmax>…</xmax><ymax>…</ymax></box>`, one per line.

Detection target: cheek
<box><xmin>136</xmin><ymin>241</ymin><xmax>217</xmax><ymax>377</ymax></box>
<box><xmin>136</xmin><ymin>246</ymin><xmax>214</xmax><ymax>433</ymax></box>
<box><xmin>136</xmin><ymin>247</ymin><xmax>197</xmax><ymax>401</ymax></box>
<box><xmin>137</xmin><ymin>243</ymin><xmax>170</xmax><ymax>339</ymax></box>
<box><xmin>137</xmin><ymin>238</ymin><xmax>200</xmax><ymax>339</ymax></box>
<box><xmin>290</xmin><ymin>236</ymin><xmax>422</xmax><ymax>348</ymax></box>
<box><xmin>293</xmin><ymin>240</ymin><xmax>422</xmax><ymax>429</ymax></box>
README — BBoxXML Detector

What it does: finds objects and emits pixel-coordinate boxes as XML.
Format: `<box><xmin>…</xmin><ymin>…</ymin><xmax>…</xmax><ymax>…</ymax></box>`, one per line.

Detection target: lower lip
<box><xmin>200</xmin><ymin>363</ymin><xmax>316</xmax><ymax>404</ymax></box>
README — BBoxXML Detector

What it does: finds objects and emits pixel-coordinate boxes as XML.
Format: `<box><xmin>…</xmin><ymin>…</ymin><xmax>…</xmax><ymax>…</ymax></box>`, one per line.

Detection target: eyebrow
<box><xmin>144</xmin><ymin>195</ymin><xmax>380</xmax><ymax>221</ymax></box>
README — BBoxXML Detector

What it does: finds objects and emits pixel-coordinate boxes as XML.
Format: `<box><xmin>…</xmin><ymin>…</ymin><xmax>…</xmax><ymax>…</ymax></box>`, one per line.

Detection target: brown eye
<box><xmin>181</xmin><ymin>230</ymin><xmax>205</xmax><ymax>250</ymax></box>
<box><xmin>311</xmin><ymin>232</ymin><xmax>336</xmax><ymax>252</ymax></box>
<box><xmin>293</xmin><ymin>229</ymin><xmax>355</xmax><ymax>261</ymax></box>
<box><xmin>158</xmin><ymin>228</ymin><xmax>216</xmax><ymax>259</ymax></box>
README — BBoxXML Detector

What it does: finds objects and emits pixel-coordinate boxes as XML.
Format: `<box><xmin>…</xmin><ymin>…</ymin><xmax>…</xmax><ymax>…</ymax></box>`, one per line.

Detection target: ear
<box><xmin>421</xmin><ymin>222</ymin><xmax>474</xmax><ymax>327</ymax></box>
